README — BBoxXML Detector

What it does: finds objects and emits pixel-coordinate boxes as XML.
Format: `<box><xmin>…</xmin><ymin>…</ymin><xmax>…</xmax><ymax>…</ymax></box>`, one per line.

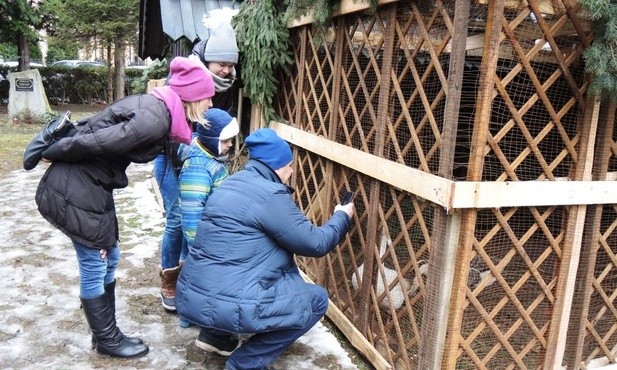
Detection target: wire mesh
<box><xmin>273</xmin><ymin>0</ymin><xmax>615</xmax><ymax>369</ymax></box>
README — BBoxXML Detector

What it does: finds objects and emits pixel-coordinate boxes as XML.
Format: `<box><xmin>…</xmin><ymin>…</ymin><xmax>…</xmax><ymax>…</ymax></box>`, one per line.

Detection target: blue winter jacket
<box><xmin>178</xmin><ymin>138</ymin><xmax>229</xmax><ymax>247</ymax></box>
<box><xmin>176</xmin><ymin>159</ymin><xmax>351</xmax><ymax>333</ymax></box>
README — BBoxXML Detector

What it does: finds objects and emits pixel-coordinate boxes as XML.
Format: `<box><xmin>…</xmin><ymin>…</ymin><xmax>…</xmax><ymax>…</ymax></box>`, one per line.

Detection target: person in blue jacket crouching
<box><xmin>176</xmin><ymin>128</ymin><xmax>355</xmax><ymax>369</ymax></box>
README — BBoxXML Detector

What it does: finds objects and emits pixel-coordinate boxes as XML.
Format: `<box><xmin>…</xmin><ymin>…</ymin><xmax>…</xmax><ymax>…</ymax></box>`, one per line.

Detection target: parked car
<box><xmin>0</xmin><ymin>60</ymin><xmax>46</xmax><ymax>68</ymax></box>
<box><xmin>51</xmin><ymin>60</ymin><xmax>105</xmax><ymax>68</ymax></box>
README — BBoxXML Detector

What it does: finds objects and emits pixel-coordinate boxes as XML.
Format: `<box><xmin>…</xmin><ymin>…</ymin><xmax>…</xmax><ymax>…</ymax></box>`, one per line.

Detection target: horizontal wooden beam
<box><xmin>287</xmin><ymin>0</ymin><xmax>401</xmax><ymax>28</ymax></box>
<box><xmin>478</xmin><ymin>0</ymin><xmax>565</xmax><ymax>15</ymax></box>
<box><xmin>271</xmin><ymin>121</ymin><xmax>617</xmax><ymax>209</ymax></box>
<box><xmin>451</xmin><ymin>180</ymin><xmax>617</xmax><ymax>208</ymax></box>
<box><xmin>270</xmin><ymin>121</ymin><xmax>455</xmax><ymax>209</ymax></box>
<box><xmin>288</xmin><ymin>0</ymin><xmax>564</xmax><ymax>30</ymax></box>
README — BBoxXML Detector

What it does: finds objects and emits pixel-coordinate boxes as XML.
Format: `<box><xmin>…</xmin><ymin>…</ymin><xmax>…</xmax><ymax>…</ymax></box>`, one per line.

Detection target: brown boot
<box><xmin>159</xmin><ymin>264</ymin><xmax>181</xmax><ymax>311</ymax></box>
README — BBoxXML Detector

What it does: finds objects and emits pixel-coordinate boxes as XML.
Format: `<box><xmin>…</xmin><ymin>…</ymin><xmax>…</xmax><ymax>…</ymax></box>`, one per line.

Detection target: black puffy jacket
<box><xmin>35</xmin><ymin>94</ymin><xmax>171</xmax><ymax>248</ymax></box>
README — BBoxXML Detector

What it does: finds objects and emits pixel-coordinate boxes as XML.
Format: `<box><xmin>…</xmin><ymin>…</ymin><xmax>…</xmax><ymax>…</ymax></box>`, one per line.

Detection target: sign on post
<box><xmin>7</xmin><ymin>69</ymin><xmax>52</xmax><ymax>120</ymax></box>
<box><xmin>15</xmin><ymin>78</ymin><xmax>34</xmax><ymax>92</ymax></box>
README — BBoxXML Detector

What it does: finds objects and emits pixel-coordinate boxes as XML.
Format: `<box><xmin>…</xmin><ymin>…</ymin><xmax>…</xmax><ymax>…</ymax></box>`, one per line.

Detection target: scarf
<box><xmin>207</xmin><ymin>67</ymin><xmax>236</xmax><ymax>93</ymax></box>
<box><xmin>150</xmin><ymin>86</ymin><xmax>192</xmax><ymax>144</ymax></box>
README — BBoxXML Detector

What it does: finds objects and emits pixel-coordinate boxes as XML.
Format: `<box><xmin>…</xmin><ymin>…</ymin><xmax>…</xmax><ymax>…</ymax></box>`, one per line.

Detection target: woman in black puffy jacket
<box><xmin>30</xmin><ymin>57</ymin><xmax>214</xmax><ymax>359</ymax></box>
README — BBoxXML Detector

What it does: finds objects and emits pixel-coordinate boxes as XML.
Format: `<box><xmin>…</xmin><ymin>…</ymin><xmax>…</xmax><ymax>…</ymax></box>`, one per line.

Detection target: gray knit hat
<box><xmin>203</xmin><ymin>22</ymin><xmax>239</xmax><ymax>64</ymax></box>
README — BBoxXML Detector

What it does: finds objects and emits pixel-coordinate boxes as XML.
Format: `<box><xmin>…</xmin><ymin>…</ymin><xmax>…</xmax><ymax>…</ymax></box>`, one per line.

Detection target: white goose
<box><xmin>351</xmin><ymin>230</ymin><xmax>411</xmax><ymax>311</ymax></box>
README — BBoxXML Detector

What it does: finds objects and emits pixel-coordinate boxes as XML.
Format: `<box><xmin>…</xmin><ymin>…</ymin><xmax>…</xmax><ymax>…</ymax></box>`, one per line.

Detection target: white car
<box><xmin>51</xmin><ymin>60</ymin><xmax>105</xmax><ymax>68</ymax></box>
<box><xmin>0</xmin><ymin>60</ymin><xmax>46</xmax><ymax>68</ymax></box>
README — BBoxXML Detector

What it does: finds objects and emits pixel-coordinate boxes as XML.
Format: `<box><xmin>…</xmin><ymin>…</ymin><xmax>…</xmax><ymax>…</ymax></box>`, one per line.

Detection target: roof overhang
<box><xmin>138</xmin><ymin>0</ymin><xmax>240</xmax><ymax>60</ymax></box>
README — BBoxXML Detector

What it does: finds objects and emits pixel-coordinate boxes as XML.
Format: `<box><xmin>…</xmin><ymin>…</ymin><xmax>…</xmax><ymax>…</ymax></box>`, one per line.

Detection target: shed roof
<box><xmin>139</xmin><ymin>0</ymin><xmax>240</xmax><ymax>60</ymax></box>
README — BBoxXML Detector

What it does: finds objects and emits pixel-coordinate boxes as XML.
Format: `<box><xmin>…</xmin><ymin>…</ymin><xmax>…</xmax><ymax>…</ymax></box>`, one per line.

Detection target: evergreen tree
<box><xmin>580</xmin><ymin>0</ymin><xmax>617</xmax><ymax>100</ymax></box>
<box><xmin>42</xmin><ymin>0</ymin><xmax>140</xmax><ymax>102</ymax></box>
<box><xmin>0</xmin><ymin>0</ymin><xmax>47</xmax><ymax>70</ymax></box>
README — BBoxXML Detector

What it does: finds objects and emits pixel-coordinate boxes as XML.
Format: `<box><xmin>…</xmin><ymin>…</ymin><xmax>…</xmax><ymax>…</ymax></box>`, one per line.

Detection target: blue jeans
<box><xmin>225</xmin><ymin>284</ymin><xmax>329</xmax><ymax>370</ymax></box>
<box><xmin>154</xmin><ymin>154</ymin><xmax>188</xmax><ymax>269</ymax></box>
<box><xmin>73</xmin><ymin>240</ymin><xmax>120</xmax><ymax>299</ymax></box>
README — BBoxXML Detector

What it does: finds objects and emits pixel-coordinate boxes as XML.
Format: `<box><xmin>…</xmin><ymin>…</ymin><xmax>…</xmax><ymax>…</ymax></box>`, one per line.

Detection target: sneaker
<box><xmin>179</xmin><ymin>316</ymin><xmax>194</xmax><ymax>328</ymax></box>
<box><xmin>195</xmin><ymin>329</ymin><xmax>240</xmax><ymax>357</ymax></box>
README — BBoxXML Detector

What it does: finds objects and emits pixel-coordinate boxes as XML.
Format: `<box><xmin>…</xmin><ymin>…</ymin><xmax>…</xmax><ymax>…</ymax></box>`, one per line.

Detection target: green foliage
<box><xmin>0</xmin><ymin>42</ymin><xmax>17</xmax><ymax>60</ymax></box>
<box><xmin>41</xmin><ymin>0</ymin><xmax>140</xmax><ymax>101</ymax></box>
<box><xmin>12</xmin><ymin>109</ymin><xmax>58</xmax><ymax>126</ymax></box>
<box><xmin>0</xmin><ymin>65</ymin><xmax>143</xmax><ymax>105</ymax></box>
<box><xmin>233</xmin><ymin>0</ymin><xmax>378</xmax><ymax>123</ymax></box>
<box><xmin>0</xmin><ymin>0</ymin><xmax>45</xmax><ymax>65</ymax></box>
<box><xmin>129</xmin><ymin>59</ymin><xmax>170</xmax><ymax>94</ymax></box>
<box><xmin>233</xmin><ymin>0</ymin><xmax>294</xmax><ymax>124</ymax></box>
<box><xmin>45</xmin><ymin>37</ymin><xmax>79</xmax><ymax>63</ymax></box>
<box><xmin>42</xmin><ymin>0</ymin><xmax>139</xmax><ymax>43</ymax></box>
<box><xmin>581</xmin><ymin>0</ymin><xmax>617</xmax><ymax>100</ymax></box>
<box><xmin>0</xmin><ymin>41</ymin><xmax>42</xmax><ymax>62</ymax></box>
<box><xmin>0</xmin><ymin>0</ymin><xmax>42</xmax><ymax>42</ymax></box>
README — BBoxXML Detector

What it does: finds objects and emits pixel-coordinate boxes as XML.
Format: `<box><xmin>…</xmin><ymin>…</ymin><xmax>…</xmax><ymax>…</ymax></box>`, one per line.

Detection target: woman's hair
<box><xmin>184</xmin><ymin>101</ymin><xmax>209</xmax><ymax>125</ymax></box>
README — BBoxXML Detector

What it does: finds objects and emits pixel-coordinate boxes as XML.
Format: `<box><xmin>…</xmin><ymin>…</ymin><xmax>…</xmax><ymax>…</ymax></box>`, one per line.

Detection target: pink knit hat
<box><xmin>167</xmin><ymin>57</ymin><xmax>215</xmax><ymax>102</ymax></box>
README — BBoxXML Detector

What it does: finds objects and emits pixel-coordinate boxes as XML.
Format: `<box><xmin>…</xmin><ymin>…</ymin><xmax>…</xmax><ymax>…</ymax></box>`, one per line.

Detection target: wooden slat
<box><xmin>146</xmin><ymin>78</ymin><xmax>165</xmax><ymax>93</ymax></box>
<box><xmin>287</xmin><ymin>0</ymin><xmax>401</xmax><ymax>28</ymax></box>
<box><xmin>299</xmin><ymin>270</ymin><xmax>393</xmax><ymax>370</ymax></box>
<box><xmin>272</xmin><ymin>121</ymin><xmax>617</xmax><ymax>209</ymax></box>
<box><xmin>565</xmin><ymin>102</ymin><xmax>617</xmax><ymax>368</ymax></box>
<box><xmin>545</xmin><ymin>94</ymin><xmax>600</xmax><ymax>369</ymax></box>
<box><xmin>270</xmin><ymin>121</ymin><xmax>455</xmax><ymax>208</ymax></box>
<box><xmin>479</xmin><ymin>0</ymin><xmax>567</xmax><ymax>15</ymax></box>
<box><xmin>451</xmin><ymin>180</ymin><xmax>617</xmax><ymax>208</ymax></box>
<box><xmin>421</xmin><ymin>0</ymin><xmax>470</xmax><ymax>367</ymax></box>
<box><xmin>443</xmin><ymin>0</ymin><xmax>506</xmax><ymax>367</ymax></box>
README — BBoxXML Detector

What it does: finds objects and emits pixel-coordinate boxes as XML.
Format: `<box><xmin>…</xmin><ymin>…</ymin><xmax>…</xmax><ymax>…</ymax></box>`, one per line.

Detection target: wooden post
<box><xmin>146</xmin><ymin>78</ymin><xmax>166</xmax><ymax>93</ymax></box>
<box><xmin>250</xmin><ymin>104</ymin><xmax>264</xmax><ymax>131</ymax></box>
<box><xmin>545</xmin><ymin>94</ymin><xmax>601</xmax><ymax>369</ymax></box>
<box><xmin>442</xmin><ymin>0</ymin><xmax>505</xmax><ymax>368</ymax></box>
<box><xmin>358</xmin><ymin>5</ymin><xmax>397</xmax><ymax>335</ymax></box>
<box><xmin>320</xmin><ymin>19</ymin><xmax>346</xmax><ymax>287</ymax></box>
<box><xmin>419</xmin><ymin>0</ymin><xmax>470</xmax><ymax>368</ymax></box>
<box><xmin>565</xmin><ymin>101</ymin><xmax>616</xmax><ymax>368</ymax></box>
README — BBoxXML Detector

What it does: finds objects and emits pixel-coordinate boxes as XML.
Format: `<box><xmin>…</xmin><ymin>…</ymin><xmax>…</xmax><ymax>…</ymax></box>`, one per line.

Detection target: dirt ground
<box><xmin>0</xmin><ymin>103</ymin><xmax>107</xmax><ymax>174</ymax></box>
<box><xmin>0</xmin><ymin>103</ymin><xmax>370</xmax><ymax>370</ymax></box>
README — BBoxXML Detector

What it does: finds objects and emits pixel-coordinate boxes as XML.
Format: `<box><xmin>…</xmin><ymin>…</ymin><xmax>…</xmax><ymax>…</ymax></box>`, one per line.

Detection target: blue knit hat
<box><xmin>245</xmin><ymin>128</ymin><xmax>293</xmax><ymax>170</ymax></box>
<box><xmin>196</xmin><ymin>108</ymin><xmax>239</xmax><ymax>156</ymax></box>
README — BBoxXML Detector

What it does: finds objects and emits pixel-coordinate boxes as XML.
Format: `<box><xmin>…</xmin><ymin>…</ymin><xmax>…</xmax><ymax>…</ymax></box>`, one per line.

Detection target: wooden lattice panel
<box><xmin>451</xmin><ymin>1</ymin><xmax>594</xmax><ymax>368</ymax></box>
<box><xmin>472</xmin><ymin>2</ymin><xmax>590</xmax><ymax>182</ymax></box>
<box><xmin>294</xmin><ymin>156</ymin><xmax>437</xmax><ymax>367</ymax></box>
<box><xmin>457</xmin><ymin>206</ymin><xmax>564</xmax><ymax>368</ymax></box>
<box><xmin>581</xmin><ymin>205</ymin><xmax>617</xmax><ymax>366</ymax></box>
<box><xmin>274</xmin><ymin>0</ymin><xmax>613</xmax><ymax>369</ymax></box>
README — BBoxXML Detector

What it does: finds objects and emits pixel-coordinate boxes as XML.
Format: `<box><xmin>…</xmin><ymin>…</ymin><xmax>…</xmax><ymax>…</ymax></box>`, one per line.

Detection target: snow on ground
<box><xmin>0</xmin><ymin>163</ymin><xmax>358</xmax><ymax>370</ymax></box>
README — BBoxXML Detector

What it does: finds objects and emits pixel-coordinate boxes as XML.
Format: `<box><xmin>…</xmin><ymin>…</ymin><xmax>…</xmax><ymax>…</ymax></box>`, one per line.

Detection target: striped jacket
<box><xmin>178</xmin><ymin>138</ymin><xmax>229</xmax><ymax>247</ymax></box>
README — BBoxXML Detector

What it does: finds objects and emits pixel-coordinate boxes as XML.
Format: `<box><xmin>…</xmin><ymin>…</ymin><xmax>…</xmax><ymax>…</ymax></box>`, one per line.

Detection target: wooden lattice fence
<box><xmin>267</xmin><ymin>0</ymin><xmax>617</xmax><ymax>369</ymax></box>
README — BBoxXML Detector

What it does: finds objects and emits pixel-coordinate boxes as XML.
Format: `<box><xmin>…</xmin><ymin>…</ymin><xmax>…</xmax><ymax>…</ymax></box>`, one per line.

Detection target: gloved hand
<box><xmin>334</xmin><ymin>203</ymin><xmax>355</xmax><ymax>219</ymax></box>
<box><xmin>22</xmin><ymin>111</ymin><xmax>73</xmax><ymax>170</ymax></box>
<box><xmin>40</xmin><ymin>141</ymin><xmax>62</xmax><ymax>162</ymax></box>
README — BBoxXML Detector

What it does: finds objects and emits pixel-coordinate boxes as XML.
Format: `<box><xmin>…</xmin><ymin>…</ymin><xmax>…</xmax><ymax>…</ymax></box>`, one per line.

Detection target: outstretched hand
<box><xmin>334</xmin><ymin>203</ymin><xmax>355</xmax><ymax>219</ymax></box>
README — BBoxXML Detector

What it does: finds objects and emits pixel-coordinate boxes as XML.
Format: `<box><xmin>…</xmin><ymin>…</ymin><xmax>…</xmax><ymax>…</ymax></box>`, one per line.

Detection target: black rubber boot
<box><xmin>90</xmin><ymin>280</ymin><xmax>143</xmax><ymax>349</ymax></box>
<box><xmin>81</xmin><ymin>293</ymin><xmax>149</xmax><ymax>358</ymax></box>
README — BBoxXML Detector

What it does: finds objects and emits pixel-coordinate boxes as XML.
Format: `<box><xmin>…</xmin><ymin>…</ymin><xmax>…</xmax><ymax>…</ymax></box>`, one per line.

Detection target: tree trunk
<box><xmin>17</xmin><ymin>33</ymin><xmax>30</xmax><ymax>72</ymax></box>
<box><xmin>106</xmin><ymin>43</ymin><xmax>114</xmax><ymax>103</ymax></box>
<box><xmin>113</xmin><ymin>40</ymin><xmax>126</xmax><ymax>101</ymax></box>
